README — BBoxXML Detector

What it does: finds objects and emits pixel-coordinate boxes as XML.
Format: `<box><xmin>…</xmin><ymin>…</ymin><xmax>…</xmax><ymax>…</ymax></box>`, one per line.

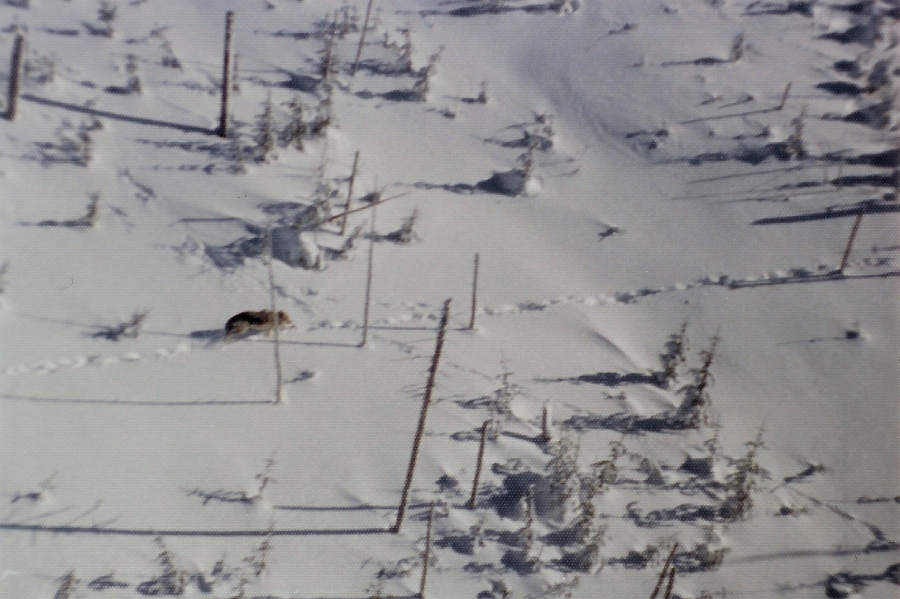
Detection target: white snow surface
<box><xmin>1</xmin><ymin>0</ymin><xmax>898</xmax><ymax>598</ymax></box>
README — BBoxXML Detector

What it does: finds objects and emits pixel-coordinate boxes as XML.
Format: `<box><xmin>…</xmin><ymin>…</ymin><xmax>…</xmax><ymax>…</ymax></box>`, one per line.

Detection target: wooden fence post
<box><xmin>467</xmin><ymin>420</ymin><xmax>489</xmax><ymax>509</ymax></box>
<box><xmin>468</xmin><ymin>253</ymin><xmax>479</xmax><ymax>330</ymax></box>
<box><xmin>392</xmin><ymin>299</ymin><xmax>451</xmax><ymax>533</ymax></box>
<box><xmin>418</xmin><ymin>502</ymin><xmax>435</xmax><ymax>599</ymax></box>
<box><xmin>360</xmin><ymin>206</ymin><xmax>376</xmax><ymax>347</ymax></box>
<box><xmin>267</xmin><ymin>232</ymin><xmax>283</xmax><ymax>404</ymax></box>
<box><xmin>540</xmin><ymin>404</ymin><xmax>552</xmax><ymax>442</ymax></box>
<box><xmin>838</xmin><ymin>210</ymin><xmax>864</xmax><ymax>273</ymax></box>
<box><xmin>777</xmin><ymin>81</ymin><xmax>791</xmax><ymax>111</ymax></box>
<box><xmin>5</xmin><ymin>35</ymin><xmax>25</xmax><ymax>121</ymax></box>
<box><xmin>649</xmin><ymin>544</ymin><xmax>679</xmax><ymax>599</ymax></box>
<box><xmin>341</xmin><ymin>150</ymin><xmax>360</xmax><ymax>236</ymax></box>
<box><xmin>217</xmin><ymin>11</ymin><xmax>234</xmax><ymax>138</ymax></box>
<box><xmin>350</xmin><ymin>0</ymin><xmax>374</xmax><ymax>77</ymax></box>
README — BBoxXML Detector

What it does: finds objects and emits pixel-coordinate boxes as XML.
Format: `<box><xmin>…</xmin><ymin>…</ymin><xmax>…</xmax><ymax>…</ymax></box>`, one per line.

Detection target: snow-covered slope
<box><xmin>1</xmin><ymin>1</ymin><xmax>898</xmax><ymax>598</ymax></box>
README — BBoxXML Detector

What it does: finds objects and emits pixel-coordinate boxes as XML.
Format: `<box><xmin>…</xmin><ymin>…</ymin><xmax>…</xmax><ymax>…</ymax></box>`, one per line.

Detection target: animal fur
<box><xmin>224</xmin><ymin>310</ymin><xmax>293</xmax><ymax>341</ymax></box>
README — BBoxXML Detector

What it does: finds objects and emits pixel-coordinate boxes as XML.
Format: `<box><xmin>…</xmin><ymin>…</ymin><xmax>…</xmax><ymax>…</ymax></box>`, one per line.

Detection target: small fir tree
<box><xmin>397</xmin><ymin>27</ymin><xmax>414</xmax><ymax>73</ymax></box>
<box><xmin>251</xmin><ymin>452</ymin><xmax>277</xmax><ymax>502</ymax></box>
<box><xmin>575</xmin><ymin>439</ymin><xmax>625</xmax><ymax>542</ymax></box>
<box><xmin>225</xmin><ymin>117</ymin><xmax>247</xmax><ymax>174</ymax></box>
<box><xmin>254</xmin><ymin>91</ymin><xmax>276</xmax><ymax>163</ymax></box>
<box><xmin>53</xmin><ymin>571</ymin><xmax>78</xmax><ymax>599</ymax></box>
<box><xmin>546</xmin><ymin>435</ymin><xmax>580</xmax><ymax>510</ymax></box>
<box><xmin>125</xmin><ymin>54</ymin><xmax>141</xmax><ymax>94</ymax></box>
<box><xmin>657</xmin><ymin>320</ymin><xmax>690</xmax><ymax>388</ymax></box>
<box><xmin>729</xmin><ymin>33</ymin><xmax>746</xmax><ymax>62</ymax></box>
<box><xmin>243</xmin><ymin>521</ymin><xmax>274</xmax><ymax>578</ymax></box>
<box><xmin>720</xmin><ymin>427</ymin><xmax>766</xmax><ymax>521</ymax></box>
<box><xmin>280</xmin><ymin>95</ymin><xmax>307</xmax><ymax>151</ymax></box>
<box><xmin>152</xmin><ymin>536</ymin><xmax>187</xmax><ymax>595</ymax></box>
<box><xmin>388</xmin><ymin>207</ymin><xmax>421</xmax><ymax>243</ymax></box>
<box><xmin>786</xmin><ymin>107</ymin><xmax>807</xmax><ymax>159</ymax></box>
<box><xmin>674</xmin><ymin>333</ymin><xmax>720</xmax><ymax>428</ymax></box>
<box><xmin>413</xmin><ymin>46</ymin><xmax>443</xmax><ymax>101</ymax></box>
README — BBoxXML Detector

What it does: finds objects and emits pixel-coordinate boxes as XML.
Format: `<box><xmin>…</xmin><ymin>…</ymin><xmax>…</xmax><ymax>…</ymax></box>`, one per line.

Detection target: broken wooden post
<box><xmin>217</xmin><ymin>11</ymin><xmax>234</xmax><ymax>138</ymax></box>
<box><xmin>5</xmin><ymin>35</ymin><xmax>25</xmax><ymax>121</ymax></box>
<box><xmin>392</xmin><ymin>299</ymin><xmax>451</xmax><ymax>534</ymax></box>
<box><xmin>467</xmin><ymin>420</ymin><xmax>489</xmax><ymax>509</ymax></box>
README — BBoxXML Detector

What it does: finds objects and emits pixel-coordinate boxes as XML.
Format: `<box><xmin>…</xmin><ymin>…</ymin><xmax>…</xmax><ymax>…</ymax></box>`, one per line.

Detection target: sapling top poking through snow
<box><xmin>674</xmin><ymin>332</ymin><xmax>721</xmax><ymax>429</ymax></box>
<box><xmin>251</xmin><ymin>452</ymin><xmax>277</xmax><ymax>502</ymax></box>
<box><xmin>729</xmin><ymin>33</ymin><xmax>746</xmax><ymax>62</ymax></box>
<box><xmin>397</xmin><ymin>26</ymin><xmax>414</xmax><ymax>73</ymax></box>
<box><xmin>254</xmin><ymin>91</ymin><xmax>276</xmax><ymax>163</ymax></box>
<box><xmin>231</xmin><ymin>52</ymin><xmax>241</xmax><ymax>94</ymax></box>
<box><xmin>386</xmin><ymin>207</ymin><xmax>420</xmax><ymax>243</ymax></box>
<box><xmin>95</xmin><ymin>310</ymin><xmax>149</xmax><ymax>341</ymax></box>
<box><xmin>225</xmin><ymin>116</ymin><xmax>247</xmax><ymax>174</ymax></box>
<box><xmin>80</xmin><ymin>193</ymin><xmax>102</xmax><ymax>227</ymax></box>
<box><xmin>124</xmin><ymin>54</ymin><xmax>141</xmax><ymax>95</ymax></box>
<box><xmin>24</xmin><ymin>51</ymin><xmax>56</xmax><ymax>86</ymax></box>
<box><xmin>53</xmin><ymin>570</ymin><xmax>78</xmax><ymax>599</ymax></box>
<box><xmin>309</xmin><ymin>80</ymin><xmax>334</xmax><ymax>138</ymax></box>
<box><xmin>88</xmin><ymin>1</ymin><xmax>116</xmax><ymax>37</ymax></box>
<box><xmin>243</xmin><ymin>520</ymin><xmax>274</xmax><ymax>578</ymax></box>
<box><xmin>148</xmin><ymin>536</ymin><xmax>188</xmax><ymax>596</ymax></box>
<box><xmin>280</xmin><ymin>95</ymin><xmax>307</xmax><ymax>151</ymax></box>
<box><xmin>413</xmin><ymin>46</ymin><xmax>444</xmax><ymax>101</ymax></box>
<box><xmin>578</xmin><ymin>439</ymin><xmax>626</xmax><ymax>535</ymax></box>
<box><xmin>335</xmin><ymin>224</ymin><xmax>364</xmax><ymax>259</ymax></box>
<box><xmin>317</xmin><ymin>13</ymin><xmax>340</xmax><ymax>84</ymax></box>
<box><xmin>657</xmin><ymin>319</ymin><xmax>690</xmax><ymax>388</ymax></box>
<box><xmin>546</xmin><ymin>435</ymin><xmax>580</xmax><ymax>510</ymax></box>
<box><xmin>0</xmin><ymin>261</ymin><xmax>9</xmax><ymax>295</ymax></box>
<box><xmin>517</xmin><ymin>487</ymin><xmax>538</xmax><ymax>555</ymax></box>
<box><xmin>719</xmin><ymin>427</ymin><xmax>766</xmax><ymax>521</ymax></box>
<box><xmin>786</xmin><ymin>106</ymin><xmax>807</xmax><ymax>159</ymax></box>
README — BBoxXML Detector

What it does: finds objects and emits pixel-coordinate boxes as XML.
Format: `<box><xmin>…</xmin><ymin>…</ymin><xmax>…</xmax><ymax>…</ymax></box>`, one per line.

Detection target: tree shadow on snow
<box><xmin>413</xmin><ymin>169</ymin><xmax>529</xmax><ymax>197</ymax></box>
<box><xmin>563</xmin><ymin>411</ymin><xmax>688</xmax><ymax>435</ymax></box>
<box><xmin>537</xmin><ymin>371</ymin><xmax>661</xmax><ymax>387</ymax></box>
<box><xmin>418</xmin><ymin>1</ymin><xmax>578</xmax><ymax>18</ymax></box>
<box><xmin>21</xmin><ymin>94</ymin><xmax>210</xmax><ymax>135</ymax></box>
<box><xmin>0</xmin><ymin>522</ymin><xmax>389</xmax><ymax>537</ymax></box>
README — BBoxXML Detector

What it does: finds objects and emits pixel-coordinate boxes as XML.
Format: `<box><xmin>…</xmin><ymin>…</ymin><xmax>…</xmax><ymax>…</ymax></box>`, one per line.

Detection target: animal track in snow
<box><xmin>1</xmin><ymin>342</ymin><xmax>192</xmax><ymax>376</ymax></box>
<box><xmin>373</xmin><ymin>259</ymin><xmax>898</xmax><ymax>322</ymax></box>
